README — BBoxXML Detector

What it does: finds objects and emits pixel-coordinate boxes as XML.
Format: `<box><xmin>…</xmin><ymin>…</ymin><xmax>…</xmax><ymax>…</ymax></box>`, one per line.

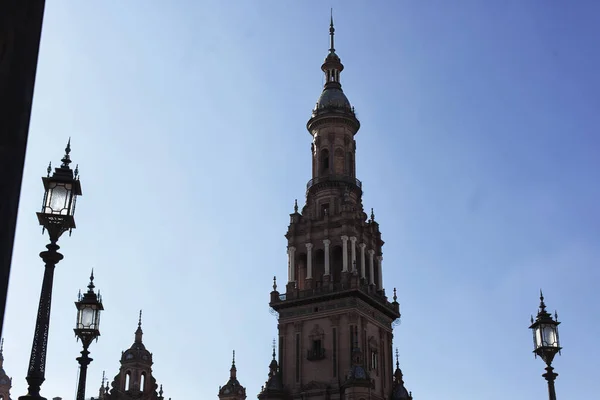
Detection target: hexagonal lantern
<box><xmin>37</xmin><ymin>140</ymin><xmax>82</xmax><ymax>240</ymax></box>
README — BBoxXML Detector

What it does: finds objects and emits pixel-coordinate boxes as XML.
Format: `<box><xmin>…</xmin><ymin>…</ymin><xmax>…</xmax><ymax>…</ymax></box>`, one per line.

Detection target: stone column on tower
<box><xmin>359</xmin><ymin>243</ymin><xmax>366</xmax><ymax>279</ymax></box>
<box><xmin>368</xmin><ymin>250</ymin><xmax>375</xmax><ymax>285</ymax></box>
<box><xmin>287</xmin><ymin>247</ymin><xmax>296</xmax><ymax>283</ymax></box>
<box><xmin>377</xmin><ymin>255</ymin><xmax>383</xmax><ymax>290</ymax></box>
<box><xmin>341</xmin><ymin>236</ymin><xmax>349</xmax><ymax>272</ymax></box>
<box><xmin>305</xmin><ymin>243</ymin><xmax>313</xmax><ymax>279</ymax></box>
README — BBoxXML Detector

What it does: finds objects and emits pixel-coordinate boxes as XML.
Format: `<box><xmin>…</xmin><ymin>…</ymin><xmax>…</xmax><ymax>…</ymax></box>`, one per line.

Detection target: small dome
<box><xmin>316</xmin><ymin>86</ymin><xmax>351</xmax><ymax>111</ymax></box>
<box><xmin>392</xmin><ymin>385</ymin><xmax>411</xmax><ymax>400</ymax></box>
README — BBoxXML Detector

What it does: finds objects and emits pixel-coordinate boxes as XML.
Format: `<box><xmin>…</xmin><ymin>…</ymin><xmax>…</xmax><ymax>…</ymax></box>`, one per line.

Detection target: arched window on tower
<box><xmin>125</xmin><ymin>372</ymin><xmax>131</xmax><ymax>391</ymax></box>
<box><xmin>314</xmin><ymin>249</ymin><xmax>325</xmax><ymax>286</ymax></box>
<box><xmin>297</xmin><ymin>253</ymin><xmax>307</xmax><ymax>290</ymax></box>
<box><xmin>320</xmin><ymin>149</ymin><xmax>330</xmax><ymax>175</ymax></box>
<box><xmin>140</xmin><ymin>373</ymin><xmax>146</xmax><ymax>392</ymax></box>
<box><xmin>334</xmin><ymin>148</ymin><xmax>344</xmax><ymax>175</ymax></box>
<box><xmin>331</xmin><ymin>246</ymin><xmax>343</xmax><ymax>283</ymax></box>
<box><xmin>346</xmin><ymin>152</ymin><xmax>353</xmax><ymax>176</ymax></box>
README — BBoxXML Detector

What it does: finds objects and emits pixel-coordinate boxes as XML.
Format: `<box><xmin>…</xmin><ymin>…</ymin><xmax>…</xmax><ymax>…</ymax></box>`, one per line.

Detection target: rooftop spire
<box><xmin>395</xmin><ymin>348</ymin><xmax>399</xmax><ymax>369</ymax></box>
<box><xmin>135</xmin><ymin>310</ymin><xmax>143</xmax><ymax>343</ymax></box>
<box><xmin>230</xmin><ymin>350</ymin><xmax>237</xmax><ymax>379</ymax></box>
<box><xmin>329</xmin><ymin>9</ymin><xmax>335</xmax><ymax>54</ymax></box>
<box><xmin>272</xmin><ymin>338</ymin><xmax>276</xmax><ymax>360</ymax></box>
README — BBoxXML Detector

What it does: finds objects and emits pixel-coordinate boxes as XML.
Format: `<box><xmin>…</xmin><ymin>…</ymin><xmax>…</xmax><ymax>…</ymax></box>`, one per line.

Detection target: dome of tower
<box><xmin>121</xmin><ymin>312</ymin><xmax>153</xmax><ymax>364</ymax></box>
<box><xmin>316</xmin><ymin>86</ymin><xmax>351</xmax><ymax>111</ymax></box>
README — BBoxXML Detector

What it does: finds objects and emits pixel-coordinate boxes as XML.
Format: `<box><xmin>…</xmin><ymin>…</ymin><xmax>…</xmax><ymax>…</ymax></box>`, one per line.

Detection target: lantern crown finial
<box><xmin>87</xmin><ymin>269</ymin><xmax>95</xmax><ymax>292</ymax></box>
<box><xmin>61</xmin><ymin>138</ymin><xmax>72</xmax><ymax>168</ymax></box>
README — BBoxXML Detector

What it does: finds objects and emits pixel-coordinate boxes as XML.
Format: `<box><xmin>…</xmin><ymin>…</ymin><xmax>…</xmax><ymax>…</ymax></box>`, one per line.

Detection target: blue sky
<box><xmin>4</xmin><ymin>1</ymin><xmax>600</xmax><ymax>399</ymax></box>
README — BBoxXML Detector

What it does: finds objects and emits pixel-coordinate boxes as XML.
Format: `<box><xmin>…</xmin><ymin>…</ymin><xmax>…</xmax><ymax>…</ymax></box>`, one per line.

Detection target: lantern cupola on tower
<box><xmin>391</xmin><ymin>349</ymin><xmax>413</xmax><ymax>400</ymax></box>
<box><xmin>218</xmin><ymin>351</ymin><xmax>247</xmax><ymax>400</ymax></box>
<box><xmin>107</xmin><ymin>311</ymin><xmax>160</xmax><ymax>400</ymax></box>
<box><xmin>310</xmin><ymin>11</ymin><xmax>358</xmax><ymax>127</ymax></box>
<box><xmin>258</xmin><ymin>341</ymin><xmax>286</xmax><ymax>400</ymax></box>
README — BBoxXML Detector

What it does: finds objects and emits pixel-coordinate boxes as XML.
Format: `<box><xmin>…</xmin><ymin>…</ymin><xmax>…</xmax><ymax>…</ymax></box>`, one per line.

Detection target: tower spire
<box><xmin>230</xmin><ymin>350</ymin><xmax>237</xmax><ymax>379</ymax></box>
<box><xmin>135</xmin><ymin>310</ymin><xmax>143</xmax><ymax>343</ymax></box>
<box><xmin>329</xmin><ymin>9</ymin><xmax>335</xmax><ymax>54</ymax></box>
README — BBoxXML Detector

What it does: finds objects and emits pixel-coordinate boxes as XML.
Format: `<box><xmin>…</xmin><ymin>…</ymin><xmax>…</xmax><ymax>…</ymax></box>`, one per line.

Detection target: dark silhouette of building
<box><xmin>0</xmin><ymin>0</ymin><xmax>46</xmax><ymax>338</ymax></box>
<box><xmin>0</xmin><ymin>339</ymin><xmax>12</xmax><ymax>400</ymax></box>
<box><xmin>221</xmin><ymin>17</ymin><xmax>413</xmax><ymax>400</ymax></box>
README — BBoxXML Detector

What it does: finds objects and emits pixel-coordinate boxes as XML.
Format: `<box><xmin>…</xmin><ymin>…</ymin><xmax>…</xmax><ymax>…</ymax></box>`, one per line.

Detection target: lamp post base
<box><xmin>19</xmin><ymin>376</ymin><xmax>47</xmax><ymax>400</ymax></box>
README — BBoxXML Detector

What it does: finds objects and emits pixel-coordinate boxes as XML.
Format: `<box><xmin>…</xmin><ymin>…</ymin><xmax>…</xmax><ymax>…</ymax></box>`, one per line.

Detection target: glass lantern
<box><xmin>37</xmin><ymin>153</ymin><xmax>82</xmax><ymax>239</ymax></box>
<box><xmin>530</xmin><ymin>293</ymin><xmax>561</xmax><ymax>365</ymax></box>
<box><xmin>76</xmin><ymin>303</ymin><xmax>101</xmax><ymax>331</ymax></box>
<box><xmin>74</xmin><ymin>279</ymin><xmax>103</xmax><ymax>343</ymax></box>
<box><xmin>534</xmin><ymin>322</ymin><xmax>560</xmax><ymax>350</ymax></box>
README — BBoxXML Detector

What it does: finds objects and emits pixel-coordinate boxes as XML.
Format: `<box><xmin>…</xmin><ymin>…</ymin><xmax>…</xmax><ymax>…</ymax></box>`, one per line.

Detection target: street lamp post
<box><xmin>74</xmin><ymin>271</ymin><xmax>103</xmax><ymax>400</ymax></box>
<box><xmin>19</xmin><ymin>141</ymin><xmax>82</xmax><ymax>400</ymax></box>
<box><xmin>529</xmin><ymin>291</ymin><xmax>561</xmax><ymax>400</ymax></box>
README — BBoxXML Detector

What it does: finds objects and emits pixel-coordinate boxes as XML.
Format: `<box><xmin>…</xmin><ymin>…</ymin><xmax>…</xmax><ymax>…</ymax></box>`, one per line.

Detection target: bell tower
<box><xmin>268</xmin><ymin>15</ymin><xmax>410</xmax><ymax>400</ymax></box>
<box><xmin>104</xmin><ymin>312</ymin><xmax>163</xmax><ymax>400</ymax></box>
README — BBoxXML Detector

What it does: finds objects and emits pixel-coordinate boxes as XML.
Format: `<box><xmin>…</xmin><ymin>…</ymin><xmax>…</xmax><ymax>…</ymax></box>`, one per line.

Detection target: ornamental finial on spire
<box><xmin>134</xmin><ymin>309</ymin><xmax>144</xmax><ymax>343</ymax></box>
<box><xmin>329</xmin><ymin>8</ymin><xmax>335</xmax><ymax>54</ymax></box>
<box><xmin>272</xmin><ymin>338</ymin><xmax>276</xmax><ymax>360</ymax></box>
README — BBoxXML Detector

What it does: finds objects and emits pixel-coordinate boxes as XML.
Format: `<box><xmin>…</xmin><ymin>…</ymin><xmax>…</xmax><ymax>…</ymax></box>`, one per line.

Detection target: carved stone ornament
<box><xmin>294</xmin><ymin>321</ymin><xmax>303</xmax><ymax>332</ymax></box>
<box><xmin>309</xmin><ymin>324</ymin><xmax>325</xmax><ymax>340</ymax></box>
<box><xmin>348</xmin><ymin>311</ymin><xmax>359</xmax><ymax>323</ymax></box>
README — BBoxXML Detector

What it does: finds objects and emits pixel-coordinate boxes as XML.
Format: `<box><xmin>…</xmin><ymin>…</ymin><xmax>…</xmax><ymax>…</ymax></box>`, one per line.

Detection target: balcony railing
<box><xmin>306</xmin><ymin>175</ymin><xmax>362</xmax><ymax>190</ymax></box>
<box><xmin>275</xmin><ymin>281</ymin><xmax>397</xmax><ymax>314</ymax></box>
